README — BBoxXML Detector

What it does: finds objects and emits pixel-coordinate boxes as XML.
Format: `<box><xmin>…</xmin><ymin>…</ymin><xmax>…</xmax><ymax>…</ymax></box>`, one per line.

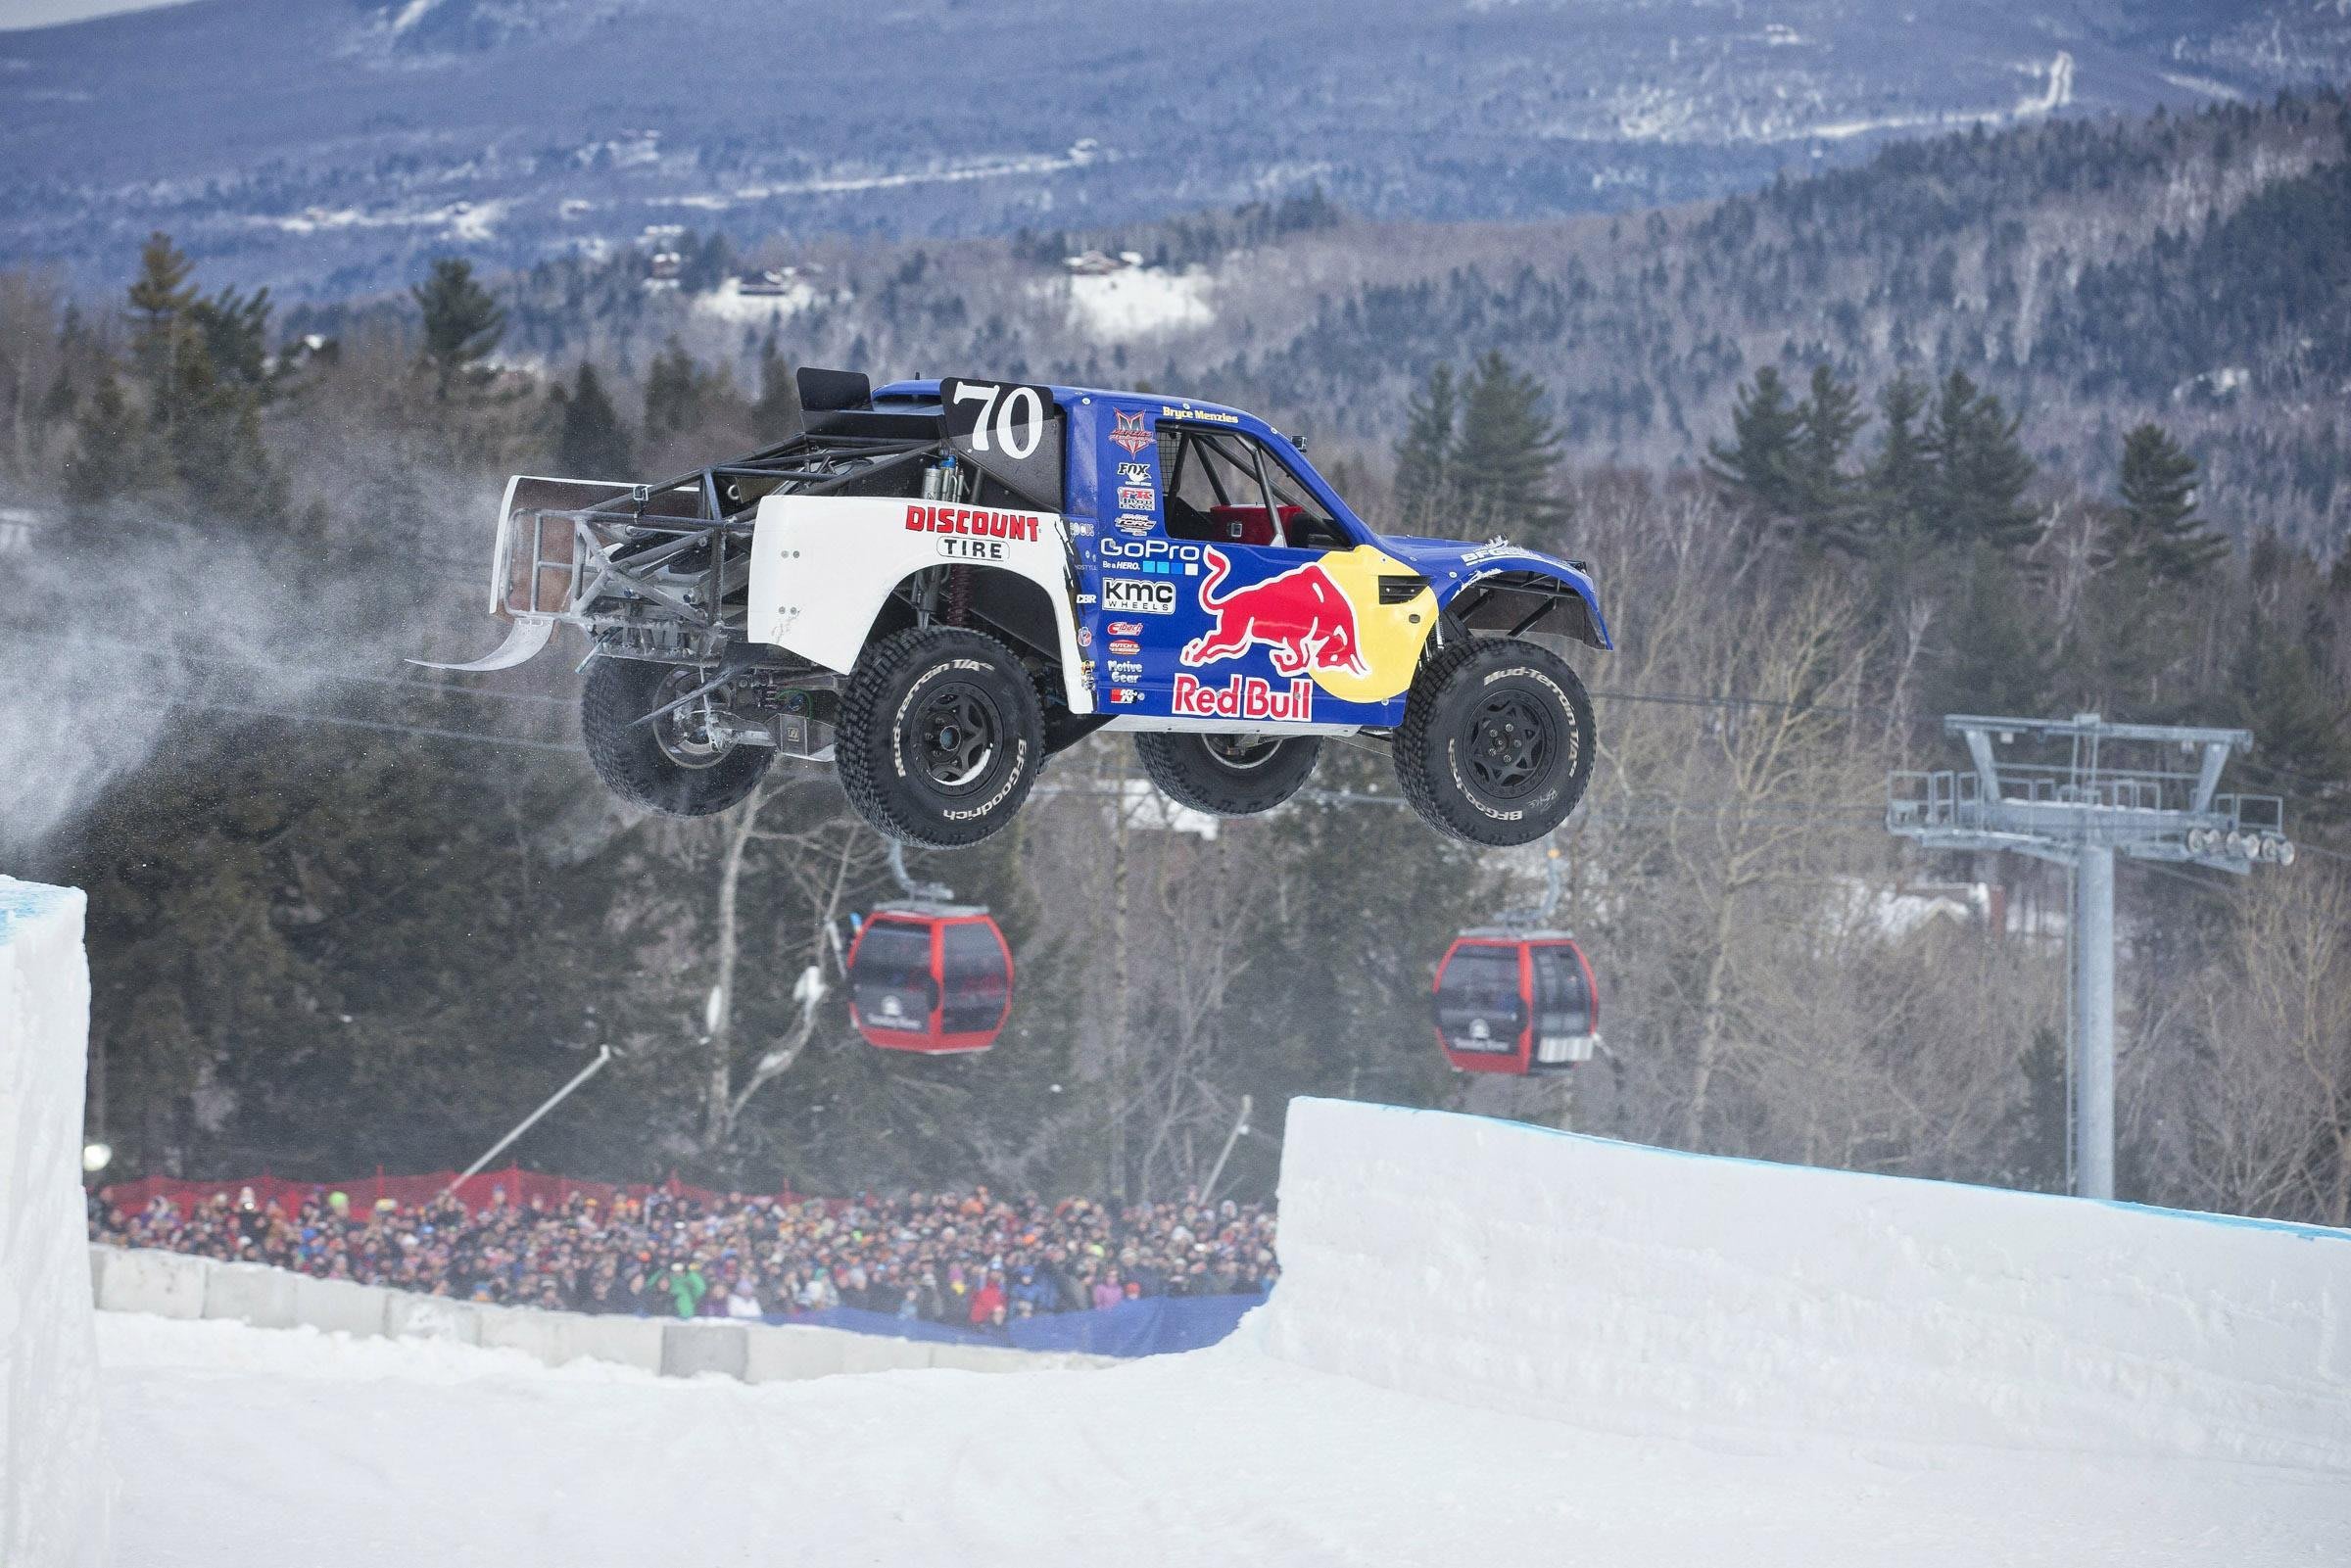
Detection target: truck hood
<box><xmin>1373</xmin><ymin>533</ymin><xmax>1596</xmax><ymax>593</ymax></box>
<box><xmin>1372</xmin><ymin>532</ymin><xmax>1611</xmax><ymax>650</ymax></box>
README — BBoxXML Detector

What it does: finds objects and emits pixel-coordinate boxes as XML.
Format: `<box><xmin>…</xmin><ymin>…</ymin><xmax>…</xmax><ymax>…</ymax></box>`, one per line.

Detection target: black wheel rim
<box><xmin>1464</xmin><ymin>691</ymin><xmax>1557</xmax><ymax>799</ymax></box>
<box><xmin>652</xmin><ymin>668</ymin><xmax>734</xmax><ymax>771</ymax></box>
<box><xmin>1204</xmin><ymin>735</ymin><xmax>1283</xmax><ymax>772</ymax></box>
<box><xmin>911</xmin><ymin>681</ymin><xmax>1004</xmax><ymax>793</ymax></box>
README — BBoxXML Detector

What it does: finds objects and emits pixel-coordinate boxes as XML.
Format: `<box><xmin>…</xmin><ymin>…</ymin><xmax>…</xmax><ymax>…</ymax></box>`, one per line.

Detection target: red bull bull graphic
<box><xmin>1172</xmin><ymin>673</ymin><xmax>1317</xmax><ymax>721</ymax></box>
<box><xmin>1181</xmin><ymin>546</ymin><xmax>1367</xmax><ymax>678</ymax></box>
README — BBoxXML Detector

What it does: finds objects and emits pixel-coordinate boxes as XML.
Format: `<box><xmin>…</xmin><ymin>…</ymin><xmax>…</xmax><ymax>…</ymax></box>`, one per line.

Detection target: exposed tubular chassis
<box><xmin>483</xmin><ymin>425</ymin><xmax>990</xmax><ymax>670</ymax></box>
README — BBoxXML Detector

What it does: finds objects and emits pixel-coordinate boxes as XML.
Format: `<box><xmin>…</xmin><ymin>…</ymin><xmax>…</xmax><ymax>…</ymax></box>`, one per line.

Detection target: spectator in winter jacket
<box><xmin>1008</xmin><ymin>1263</ymin><xmax>1059</xmax><ymax>1314</ymax></box>
<box><xmin>654</xmin><ymin>1260</ymin><xmax>707</xmax><ymax>1318</ymax></box>
<box><xmin>967</xmin><ymin>1271</ymin><xmax>1007</xmax><ymax>1326</ymax></box>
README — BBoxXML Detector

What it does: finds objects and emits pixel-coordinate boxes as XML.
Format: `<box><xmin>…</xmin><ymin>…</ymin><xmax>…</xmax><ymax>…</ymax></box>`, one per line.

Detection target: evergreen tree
<box><xmin>1926</xmin><ymin>370</ymin><xmax>2039</xmax><ymax>554</ymax></box>
<box><xmin>1930</xmin><ymin>546</ymin><xmax>2051</xmax><ymax>716</ymax></box>
<box><xmin>100</xmin><ymin>235</ymin><xmax>286</xmax><ymax>525</ymax></box>
<box><xmin>2112</xmin><ymin>422</ymin><xmax>2224</xmax><ymax>583</ymax></box>
<box><xmin>1858</xmin><ymin>373</ymin><xmax>1935</xmax><ymax>559</ymax></box>
<box><xmin>642</xmin><ymin>337</ymin><xmax>704</xmax><ymax>444</ymax></box>
<box><xmin>125</xmin><ymin>230</ymin><xmax>196</xmax><ymax>394</ymax></box>
<box><xmin>191</xmin><ymin>285</ymin><xmax>273</xmax><ymax>395</ymax></box>
<box><xmin>1452</xmin><ymin>351</ymin><xmax>1562</xmax><ymax>531</ymax></box>
<box><xmin>2232</xmin><ymin>635</ymin><xmax>2351</xmax><ymax>820</ymax></box>
<box><xmin>61</xmin><ymin>375</ymin><xmax>153</xmax><ymax>511</ymax></box>
<box><xmin>2004</xmin><ymin>1025</ymin><xmax>2069</xmax><ymax>1193</ymax></box>
<box><xmin>411</xmin><ymin>258</ymin><xmax>505</xmax><ymax>401</ymax></box>
<box><xmin>1705</xmin><ymin>365</ymin><xmax>1803</xmax><ymax>521</ymax></box>
<box><xmin>552</xmin><ymin>364</ymin><xmax>635</xmax><ymax>476</ymax></box>
<box><xmin>1391</xmin><ymin>363</ymin><xmax>1458</xmax><ymax>528</ymax></box>
<box><xmin>749</xmin><ymin>334</ymin><xmax>798</xmax><ymax>444</ymax></box>
<box><xmin>163</xmin><ymin>345</ymin><xmax>287</xmax><ymax>524</ymax></box>
<box><xmin>1790</xmin><ymin>363</ymin><xmax>1865</xmax><ymax>551</ymax></box>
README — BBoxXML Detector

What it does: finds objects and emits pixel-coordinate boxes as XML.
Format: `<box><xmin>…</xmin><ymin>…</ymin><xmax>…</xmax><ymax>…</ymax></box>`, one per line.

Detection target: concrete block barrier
<box><xmin>385</xmin><ymin>1292</ymin><xmax>480</xmax><ymax>1345</ymax></box>
<box><xmin>201</xmin><ymin>1260</ymin><xmax>298</xmax><ymax>1329</ymax></box>
<box><xmin>563</xmin><ymin>1312</ymin><xmax>665</xmax><ymax>1372</ymax></box>
<box><xmin>742</xmin><ymin>1324</ymin><xmax>851</xmax><ymax>1384</ymax></box>
<box><xmin>92</xmin><ymin>1246</ymin><xmax>207</xmax><ymax>1319</ymax></box>
<box><xmin>91</xmin><ymin>1245</ymin><xmax>1110</xmax><ymax>1384</ymax></box>
<box><xmin>291</xmin><ymin>1273</ymin><xmax>388</xmax><ymax>1339</ymax></box>
<box><xmin>932</xmin><ymin>1341</ymin><xmax>1061</xmax><ymax>1374</ymax></box>
<box><xmin>838</xmin><ymin>1331</ymin><xmax>935</xmax><ymax>1375</ymax></box>
<box><xmin>661</xmin><ymin>1321</ymin><xmax>749</xmax><ymax>1379</ymax></box>
<box><xmin>472</xmin><ymin>1304</ymin><xmax>547</xmax><ymax>1363</ymax></box>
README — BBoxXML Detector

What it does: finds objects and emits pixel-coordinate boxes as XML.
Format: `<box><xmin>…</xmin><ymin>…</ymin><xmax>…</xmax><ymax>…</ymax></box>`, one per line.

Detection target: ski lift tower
<box><xmin>1888</xmin><ymin>713</ymin><xmax>2293</xmax><ymax>1200</ymax></box>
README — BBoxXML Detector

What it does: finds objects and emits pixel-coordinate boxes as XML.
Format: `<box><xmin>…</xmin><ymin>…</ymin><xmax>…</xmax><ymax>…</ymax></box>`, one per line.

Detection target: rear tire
<box><xmin>582</xmin><ymin>657</ymin><xmax>773</xmax><ymax>818</ymax></box>
<box><xmin>838</xmin><ymin>626</ymin><xmax>1043</xmax><ymax>847</ymax></box>
<box><xmin>1393</xmin><ymin>637</ymin><xmax>1593</xmax><ymax>846</ymax></box>
<box><xmin>1134</xmin><ymin>733</ymin><xmax>1320</xmax><ymax>817</ymax></box>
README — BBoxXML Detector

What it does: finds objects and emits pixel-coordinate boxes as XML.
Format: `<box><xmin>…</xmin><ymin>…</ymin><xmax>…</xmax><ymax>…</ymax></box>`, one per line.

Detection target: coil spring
<box><xmin>945</xmin><ymin>564</ymin><xmax>974</xmax><ymax>627</ymax></box>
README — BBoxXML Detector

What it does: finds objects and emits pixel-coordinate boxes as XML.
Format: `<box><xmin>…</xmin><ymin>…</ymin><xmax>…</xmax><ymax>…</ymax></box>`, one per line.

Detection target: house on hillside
<box><xmin>1064</xmin><ymin>249</ymin><xmax>1145</xmax><ymax>277</ymax></box>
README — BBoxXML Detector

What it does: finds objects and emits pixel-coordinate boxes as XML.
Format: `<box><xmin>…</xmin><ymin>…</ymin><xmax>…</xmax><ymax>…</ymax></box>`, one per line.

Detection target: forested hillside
<box><xmin>262</xmin><ymin>88</ymin><xmax>2350</xmax><ymax>554</ymax></box>
<box><xmin>9</xmin><ymin>0</ymin><xmax>2347</xmax><ymax>299</ymax></box>
<box><xmin>2</xmin><ymin>89</ymin><xmax>2347</xmax><ymax>1228</ymax></box>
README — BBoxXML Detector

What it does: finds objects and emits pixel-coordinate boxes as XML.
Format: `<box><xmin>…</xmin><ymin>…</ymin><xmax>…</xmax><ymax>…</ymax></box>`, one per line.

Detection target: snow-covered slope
<box><xmin>96</xmin><ymin>1096</ymin><xmax>2351</xmax><ymax>1565</ymax></box>
<box><xmin>1263</xmin><ymin>1098</ymin><xmax>2351</xmax><ymax>1466</ymax></box>
<box><xmin>0</xmin><ymin>878</ymin><xmax>109</xmax><ymax>1568</ymax></box>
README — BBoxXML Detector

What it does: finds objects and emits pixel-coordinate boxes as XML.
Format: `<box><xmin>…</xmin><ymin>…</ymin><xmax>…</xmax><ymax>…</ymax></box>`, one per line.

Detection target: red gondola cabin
<box><xmin>1431</xmin><ymin>931</ymin><xmax>1600</xmax><ymax>1074</ymax></box>
<box><xmin>846</xmin><ymin>906</ymin><xmax>1014</xmax><ymax>1054</ymax></box>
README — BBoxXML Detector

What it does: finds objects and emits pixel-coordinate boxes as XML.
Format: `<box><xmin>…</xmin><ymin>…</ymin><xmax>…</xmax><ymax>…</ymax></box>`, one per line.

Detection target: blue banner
<box><xmin>767</xmin><ymin>1292</ymin><xmax>1263</xmax><ymax>1358</ymax></box>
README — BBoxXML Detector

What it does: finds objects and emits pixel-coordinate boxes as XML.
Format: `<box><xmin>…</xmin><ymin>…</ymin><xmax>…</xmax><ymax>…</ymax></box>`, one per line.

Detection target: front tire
<box><xmin>1393</xmin><ymin>637</ymin><xmax>1594</xmax><ymax>846</ymax></box>
<box><xmin>1134</xmin><ymin>733</ymin><xmax>1320</xmax><ymax>817</ymax></box>
<box><xmin>582</xmin><ymin>657</ymin><xmax>773</xmax><ymax>818</ymax></box>
<box><xmin>838</xmin><ymin>626</ymin><xmax>1043</xmax><ymax>847</ymax></box>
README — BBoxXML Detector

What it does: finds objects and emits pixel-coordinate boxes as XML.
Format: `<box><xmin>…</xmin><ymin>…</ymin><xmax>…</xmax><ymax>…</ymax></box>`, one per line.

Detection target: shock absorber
<box><xmin>928</xmin><ymin>453</ymin><xmax>973</xmax><ymax>625</ymax></box>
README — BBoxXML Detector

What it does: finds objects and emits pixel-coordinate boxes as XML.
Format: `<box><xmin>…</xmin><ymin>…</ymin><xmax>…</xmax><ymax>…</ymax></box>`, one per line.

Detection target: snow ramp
<box><xmin>0</xmin><ymin>878</ymin><xmax>110</xmax><ymax>1567</ymax></box>
<box><xmin>1258</xmin><ymin>1098</ymin><xmax>2351</xmax><ymax>1468</ymax></box>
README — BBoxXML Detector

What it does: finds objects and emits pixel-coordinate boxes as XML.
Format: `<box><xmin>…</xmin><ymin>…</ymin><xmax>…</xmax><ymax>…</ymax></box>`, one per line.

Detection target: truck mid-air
<box><xmin>423</xmin><ymin>369</ymin><xmax>1610</xmax><ymax>847</ymax></box>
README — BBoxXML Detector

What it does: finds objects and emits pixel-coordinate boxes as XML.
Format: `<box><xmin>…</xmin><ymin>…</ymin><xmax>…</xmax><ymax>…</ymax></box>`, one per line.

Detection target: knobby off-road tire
<box><xmin>582</xmin><ymin>656</ymin><xmax>772</xmax><ymax>818</ymax></box>
<box><xmin>1393</xmin><ymin>637</ymin><xmax>1594</xmax><ymax>846</ymax></box>
<box><xmin>839</xmin><ymin>626</ymin><xmax>1043</xmax><ymax>847</ymax></box>
<box><xmin>1133</xmin><ymin>733</ymin><xmax>1321</xmax><ymax>817</ymax></box>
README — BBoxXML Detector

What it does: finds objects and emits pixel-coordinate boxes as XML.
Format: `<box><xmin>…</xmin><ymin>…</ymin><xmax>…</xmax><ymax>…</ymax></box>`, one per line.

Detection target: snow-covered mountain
<box><xmin>0</xmin><ymin>0</ymin><xmax>2344</xmax><ymax>299</ymax></box>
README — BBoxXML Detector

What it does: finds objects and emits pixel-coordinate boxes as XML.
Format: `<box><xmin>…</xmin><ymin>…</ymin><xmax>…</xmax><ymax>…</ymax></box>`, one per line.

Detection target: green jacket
<box><xmin>662</xmin><ymin>1266</ymin><xmax>708</xmax><ymax>1318</ymax></box>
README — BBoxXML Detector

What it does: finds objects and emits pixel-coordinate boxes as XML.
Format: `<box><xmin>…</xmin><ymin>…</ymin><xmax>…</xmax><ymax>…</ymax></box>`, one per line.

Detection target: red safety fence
<box><xmin>99</xmin><ymin>1164</ymin><xmax>804</xmax><ymax>1220</ymax></box>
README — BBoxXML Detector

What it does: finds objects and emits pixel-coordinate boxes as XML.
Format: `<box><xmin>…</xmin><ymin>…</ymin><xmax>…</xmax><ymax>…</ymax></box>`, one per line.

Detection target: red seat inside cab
<box><xmin>1207</xmin><ymin>504</ymin><xmax>1303</xmax><ymax>547</ymax></box>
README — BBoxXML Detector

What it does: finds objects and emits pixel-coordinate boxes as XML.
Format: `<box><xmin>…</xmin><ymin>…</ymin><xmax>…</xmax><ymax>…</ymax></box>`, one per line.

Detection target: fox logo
<box><xmin>1181</xmin><ymin>546</ymin><xmax>1367</xmax><ymax>677</ymax></box>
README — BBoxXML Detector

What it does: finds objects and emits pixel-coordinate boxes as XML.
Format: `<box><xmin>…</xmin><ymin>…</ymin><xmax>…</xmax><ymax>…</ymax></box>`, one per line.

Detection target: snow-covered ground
<box><xmin>98</xmin><ymin>1307</ymin><xmax>2349</xmax><ymax>1568</ymax></box>
<box><xmin>1061</xmin><ymin>267</ymin><xmax>1214</xmax><ymax>341</ymax></box>
<box><xmin>93</xmin><ymin>1100</ymin><xmax>2351</xmax><ymax>1566</ymax></box>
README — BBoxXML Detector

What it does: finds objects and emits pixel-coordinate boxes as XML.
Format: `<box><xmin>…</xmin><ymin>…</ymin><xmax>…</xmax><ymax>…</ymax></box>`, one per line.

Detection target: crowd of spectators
<box><xmin>90</xmin><ymin>1181</ymin><xmax>1279</xmax><ymax>1328</ymax></box>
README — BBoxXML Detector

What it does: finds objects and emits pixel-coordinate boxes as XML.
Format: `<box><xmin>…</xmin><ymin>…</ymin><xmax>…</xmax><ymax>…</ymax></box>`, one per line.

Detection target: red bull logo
<box><xmin>1181</xmin><ymin>546</ymin><xmax>1367</xmax><ymax>677</ymax></box>
<box><xmin>1172</xmin><ymin>673</ymin><xmax>1316</xmax><ymax>721</ymax></box>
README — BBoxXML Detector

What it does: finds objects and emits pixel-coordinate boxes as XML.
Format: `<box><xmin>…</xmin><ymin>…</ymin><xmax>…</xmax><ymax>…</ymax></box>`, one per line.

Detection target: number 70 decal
<box><xmin>945</xmin><ymin>378</ymin><xmax>1050</xmax><ymax>459</ymax></box>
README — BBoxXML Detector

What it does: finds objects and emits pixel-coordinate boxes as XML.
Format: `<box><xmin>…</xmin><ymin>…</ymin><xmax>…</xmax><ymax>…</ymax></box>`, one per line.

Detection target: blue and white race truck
<box><xmin>426</xmin><ymin>368</ymin><xmax>1610</xmax><ymax>847</ymax></box>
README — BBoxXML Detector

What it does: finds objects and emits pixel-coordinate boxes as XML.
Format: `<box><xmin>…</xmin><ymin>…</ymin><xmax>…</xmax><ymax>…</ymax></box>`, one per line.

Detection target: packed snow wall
<box><xmin>1260</xmin><ymin>1098</ymin><xmax>2351</xmax><ymax>1467</ymax></box>
<box><xmin>0</xmin><ymin>878</ymin><xmax>110</xmax><ymax>1567</ymax></box>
